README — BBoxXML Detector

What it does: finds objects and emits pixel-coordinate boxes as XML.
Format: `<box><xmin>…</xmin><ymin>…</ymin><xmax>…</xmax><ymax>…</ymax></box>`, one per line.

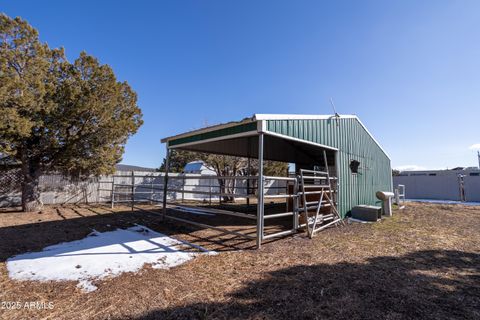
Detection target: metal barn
<box><xmin>161</xmin><ymin>114</ymin><xmax>392</xmax><ymax>248</ymax></box>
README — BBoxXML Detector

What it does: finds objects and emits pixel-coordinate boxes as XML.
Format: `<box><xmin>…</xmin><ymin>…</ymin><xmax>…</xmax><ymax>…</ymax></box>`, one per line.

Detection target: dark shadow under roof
<box><xmin>174</xmin><ymin>134</ymin><xmax>335</xmax><ymax>166</ymax></box>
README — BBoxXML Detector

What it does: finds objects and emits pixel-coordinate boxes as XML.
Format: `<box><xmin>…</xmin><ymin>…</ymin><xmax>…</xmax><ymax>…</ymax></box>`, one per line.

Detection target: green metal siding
<box><xmin>266</xmin><ymin>118</ymin><xmax>392</xmax><ymax>217</ymax></box>
<box><xmin>169</xmin><ymin>122</ymin><xmax>257</xmax><ymax>147</ymax></box>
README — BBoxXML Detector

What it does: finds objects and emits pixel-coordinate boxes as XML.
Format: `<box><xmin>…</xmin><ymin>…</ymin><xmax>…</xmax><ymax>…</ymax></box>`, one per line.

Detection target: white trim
<box><xmin>161</xmin><ymin>117</ymin><xmax>255</xmax><ymax>143</ymax></box>
<box><xmin>257</xmin><ymin>119</ymin><xmax>266</xmax><ymax>133</ymax></box>
<box><xmin>254</xmin><ymin>114</ymin><xmax>357</xmax><ymax>121</ymax></box>
<box><xmin>263</xmin><ymin>130</ymin><xmax>338</xmax><ymax>151</ymax></box>
<box><xmin>168</xmin><ymin>131</ymin><xmax>258</xmax><ymax>149</ymax></box>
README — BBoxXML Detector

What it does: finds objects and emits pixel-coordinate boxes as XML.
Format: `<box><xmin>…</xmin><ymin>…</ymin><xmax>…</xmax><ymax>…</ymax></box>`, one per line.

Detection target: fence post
<box><xmin>131</xmin><ymin>171</ymin><xmax>135</xmax><ymax>211</ymax></box>
<box><xmin>181</xmin><ymin>175</ymin><xmax>185</xmax><ymax>203</ymax></box>
<box><xmin>162</xmin><ymin>147</ymin><xmax>170</xmax><ymax>220</ymax></box>
<box><xmin>150</xmin><ymin>177</ymin><xmax>154</xmax><ymax>205</ymax></box>
<box><xmin>111</xmin><ymin>175</ymin><xmax>115</xmax><ymax>209</ymax></box>
<box><xmin>219</xmin><ymin>179</ymin><xmax>222</xmax><ymax>205</ymax></box>
<box><xmin>209</xmin><ymin>178</ymin><xmax>212</xmax><ymax>205</ymax></box>
<box><xmin>293</xmin><ymin>178</ymin><xmax>299</xmax><ymax>230</ymax></box>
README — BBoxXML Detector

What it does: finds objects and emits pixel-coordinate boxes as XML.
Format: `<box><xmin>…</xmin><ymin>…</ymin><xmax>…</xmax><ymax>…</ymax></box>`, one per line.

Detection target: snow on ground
<box><xmin>348</xmin><ymin>217</ymin><xmax>379</xmax><ymax>224</ymax></box>
<box><xmin>7</xmin><ymin>225</ymin><xmax>215</xmax><ymax>292</ymax></box>
<box><xmin>407</xmin><ymin>199</ymin><xmax>480</xmax><ymax>206</ymax></box>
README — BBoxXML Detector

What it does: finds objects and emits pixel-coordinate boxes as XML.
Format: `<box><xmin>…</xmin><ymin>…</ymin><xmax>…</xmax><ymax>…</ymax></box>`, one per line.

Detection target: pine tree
<box><xmin>0</xmin><ymin>15</ymin><xmax>143</xmax><ymax>211</ymax></box>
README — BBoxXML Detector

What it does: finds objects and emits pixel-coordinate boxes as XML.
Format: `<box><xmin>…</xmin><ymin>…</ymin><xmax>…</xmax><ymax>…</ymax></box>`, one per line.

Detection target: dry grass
<box><xmin>0</xmin><ymin>202</ymin><xmax>479</xmax><ymax>320</ymax></box>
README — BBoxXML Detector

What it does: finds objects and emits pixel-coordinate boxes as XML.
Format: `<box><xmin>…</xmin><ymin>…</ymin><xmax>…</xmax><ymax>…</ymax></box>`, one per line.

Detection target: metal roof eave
<box><xmin>166</xmin><ymin>130</ymin><xmax>259</xmax><ymax>149</ymax></box>
<box><xmin>160</xmin><ymin>117</ymin><xmax>255</xmax><ymax>144</ymax></box>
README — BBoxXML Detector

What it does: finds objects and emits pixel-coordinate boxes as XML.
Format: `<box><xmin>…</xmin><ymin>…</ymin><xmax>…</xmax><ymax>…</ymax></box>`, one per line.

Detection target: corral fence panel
<box><xmin>0</xmin><ymin>170</ymin><xmax>287</xmax><ymax>208</ymax></box>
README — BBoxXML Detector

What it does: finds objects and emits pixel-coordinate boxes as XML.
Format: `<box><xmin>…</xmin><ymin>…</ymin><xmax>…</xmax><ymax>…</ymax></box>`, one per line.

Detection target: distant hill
<box><xmin>115</xmin><ymin>164</ymin><xmax>157</xmax><ymax>172</ymax></box>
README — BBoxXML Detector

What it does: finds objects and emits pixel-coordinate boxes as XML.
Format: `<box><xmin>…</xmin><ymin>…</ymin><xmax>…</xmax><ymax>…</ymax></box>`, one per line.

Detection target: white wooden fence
<box><xmin>0</xmin><ymin>170</ymin><xmax>286</xmax><ymax>208</ymax></box>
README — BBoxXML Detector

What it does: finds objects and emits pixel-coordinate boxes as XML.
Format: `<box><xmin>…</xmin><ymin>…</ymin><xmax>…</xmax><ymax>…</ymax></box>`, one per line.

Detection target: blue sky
<box><xmin>3</xmin><ymin>0</ymin><xmax>479</xmax><ymax>170</ymax></box>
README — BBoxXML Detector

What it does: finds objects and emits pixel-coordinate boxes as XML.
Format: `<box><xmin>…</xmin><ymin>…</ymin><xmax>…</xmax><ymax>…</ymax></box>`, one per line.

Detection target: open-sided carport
<box><xmin>161</xmin><ymin>114</ymin><xmax>392</xmax><ymax>248</ymax></box>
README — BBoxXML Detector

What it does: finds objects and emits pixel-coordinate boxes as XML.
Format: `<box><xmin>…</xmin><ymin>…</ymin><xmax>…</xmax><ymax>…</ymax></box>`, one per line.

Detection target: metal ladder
<box><xmin>298</xmin><ymin>151</ymin><xmax>344</xmax><ymax>238</ymax></box>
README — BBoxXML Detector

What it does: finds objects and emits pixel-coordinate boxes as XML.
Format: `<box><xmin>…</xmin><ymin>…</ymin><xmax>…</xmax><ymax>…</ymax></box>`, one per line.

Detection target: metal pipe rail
<box><xmin>298</xmin><ymin>190</ymin><xmax>333</xmax><ymax>195</ymax></box>
<box><xmin>109</xmin><ymin>167</ymin><xmax>339</xmax><ymax>248</ymax></box>
<box><xmin>171</xmin><ymin>204</ymin><xmax>257</xmax><ymax>220</ymax></box>
<box><xmin>106</xmin><ymin>174</ymin><xmax>271</xmax><ymax>179</ymax></box>
<box><xmin>300</xmin><ymin>169</ymin><xmax>329</xmax><ymax>175</ymax></box>
<box><xmin>168</xmin><ymin>175</ymin><xmax>258</xmax><ymax>180</ymax></box>
<box><xmin>300</xmin><ymin>177</ymin><xmax>338</xmax><ymax>181</ymax></box>
<box><xmin>263</xmin><ymin>194</ymin><xmax>297</xmax><ymax>199</ymax></box>
<box><xmin>263</xmin><ymin>229</ymin><xmax>297</xmax><ymax>240</ymax></box>
<box><xmin>164</xmin><ymin>214</ymin><xmax>256</xmax><ymax>240</ymax></box>
<box><xmin>165</xmin><ymin>188</ymin><xmax>257</xmax><ymax>198</ymax></box>
<box><xmin>263</xmin><ymin>212</ymin><xmax>294</xmax><ymax>219</ymax></box>
<box><xmin>112</xmin><ymin>187</ymin><xmax>252</xmax><ymax>198</ymax></box>
<box><xmin>263</xmin><ymin>176</ymin><xmax>297</xmax><ymax>182</ymax></box>
<box><xmin>110</xmin><ymin>176</ymin><xmax>291</xmax><ymax>204</ymax></box>
<box><xmin>113</xmin><ymin>191</ymin><xmax>159</xmax><ymax>195</ymax></box>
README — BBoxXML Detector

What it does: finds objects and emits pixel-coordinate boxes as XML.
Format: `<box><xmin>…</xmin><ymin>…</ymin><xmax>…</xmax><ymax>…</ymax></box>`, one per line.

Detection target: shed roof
<box><xmin>161</xmin><ymin>114</ymin><xmax>389</xmax><ymax>161</ymax></box>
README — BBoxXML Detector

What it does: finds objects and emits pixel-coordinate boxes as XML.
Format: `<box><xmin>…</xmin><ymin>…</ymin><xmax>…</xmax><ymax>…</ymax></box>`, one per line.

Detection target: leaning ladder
<box><xmin>299</xmin><ymin>151</ymin><xmax>344</xmax><ymax>238</ymax></box>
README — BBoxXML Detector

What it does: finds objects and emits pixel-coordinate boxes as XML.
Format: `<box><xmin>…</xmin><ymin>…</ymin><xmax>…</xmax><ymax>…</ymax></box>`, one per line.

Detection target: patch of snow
<box><xmin>348</xmin><ymin>217</ymin><xmax>379</xmax><ymax>224</ymax></box>
<box><xmin>7</xmin><ymin>225</ymin><xmax>215</xmax><ymax>293</ymax></box>
<box><xmin>77</xmin><ymin>280</ymin><xmax>97</xmax><ymax>293</ymax></box>
<box><xmin>407</xmin><ymin>199</ymin><xmax>480</xmax><ymax>206</ymax></box>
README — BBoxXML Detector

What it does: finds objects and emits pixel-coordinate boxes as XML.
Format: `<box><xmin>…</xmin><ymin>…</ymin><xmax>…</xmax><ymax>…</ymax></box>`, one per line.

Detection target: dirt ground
<box><xmin>0</xmin><ymin>202</ymin><xmax>479</xmax><ymax>320</ymax></box>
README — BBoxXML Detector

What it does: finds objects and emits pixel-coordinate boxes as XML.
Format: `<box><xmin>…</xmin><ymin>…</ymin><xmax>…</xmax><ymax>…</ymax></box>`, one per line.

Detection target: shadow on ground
<box><xmin>0</xmin><ymin>204</ymin><xmax>282</xmax><ymax>261</ymax></box>
<box><xmin>129</xmin><ymin>249</ymin><xmax>480</xmax><ymax>320</ymax></box>
<box><xmin>1</xmin><ymin>205</ymin><xmax>479</xmax><ymax>319</ymax></box>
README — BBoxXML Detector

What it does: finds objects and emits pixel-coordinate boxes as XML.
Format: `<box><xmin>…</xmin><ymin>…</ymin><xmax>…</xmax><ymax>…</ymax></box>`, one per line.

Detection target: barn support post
<box><xmin>256</xmin><ymin>133</ymin><xmax>265</xmax><ymax>249</ymax></box>
<box><xmin>162</xmin><ymin>146</ymin><xmax>170</xmax><ymax>220</ymax></box>
<box><xmin>247</xmin><ymin>137</ymin><xmax>251</xmax><ymax>206</ymax></box>
<box><xmin>247</xmin><ymin>157</ymin><xmax>251</xmax><ymax>206</ymax></box>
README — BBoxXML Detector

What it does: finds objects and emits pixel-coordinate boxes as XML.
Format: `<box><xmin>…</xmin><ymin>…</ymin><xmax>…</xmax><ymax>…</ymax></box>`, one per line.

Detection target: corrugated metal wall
<box><xmin>266</xmin><ymin>117</ymin><xmax>392</xmax><ymax>217</ymax></box>
<box><xmin>464</xmin><ymin>176</ymin><xmax>480</xmax><ymax>202</ymax></box>
<box><xmin>393</xmin><ymin>175</ymin><xmax>461</xmax><ymax>201</ymax></box>
<box><xmin>394</xmin><ymin>175</ymin><xmax>480</xmax><ymax>202</ymax></box>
